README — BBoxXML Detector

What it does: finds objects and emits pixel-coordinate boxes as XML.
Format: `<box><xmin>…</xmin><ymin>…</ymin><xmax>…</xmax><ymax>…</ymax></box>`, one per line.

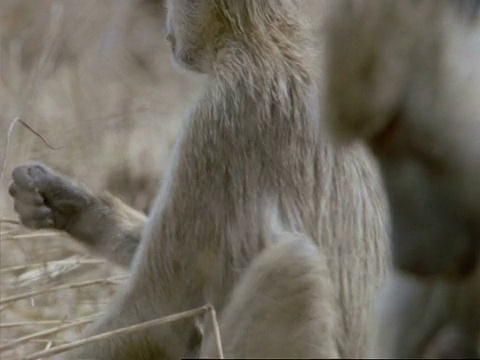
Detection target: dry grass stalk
<box><xmin>0</xmin><ymin>219</ymin><xmax>19</xmax><ymax>225</ymax></box>
<box><xmin>0</xmin><ymin>315</ymin><xmax>98</xmax><ymax>352</ymax></box>
<box><xmin>3</xmin><ymin>232</ymin><xmax>62</xmax><ymax>241</ymax></box>
<box><xmin>20</xmin><ymin>304</ymin><xmax>224</xmax><ymax>360</ymax></box>
<box><xmin>0</xmin><ymin>275</ymin><xmax>126</xmax><ymax>305</ymax></box>
<box><xmin>0</xmin><ymin>118</ymin><xmax>22</xmax><ymax>249</ymax></box>
<box><xmin>209</xmin><ymin>305</ymin><xmax>224</xmax><ymax>359</ymax></box>
<box><xmin>0</xmin><ymin>258</ymin><xmax>107</xmax><ymax>275</ymax></box>
<box><xmin>0</xmin><ymin>318</ymin><xmax>96</xmax><ymax>328</ymax></box>
<box><xmin>2</xmin><ymin>339</ymin><xmax>69</xmax><ymax>345</ymax></box>
<box><xmin>0</xmin><ymin>118</ymin><xmax>22</xmax><ymax>189</ymax></box>
<box><xmin>43</xmin><ymin>340</ymin><xmax>53</xmax><ymax>353</ymax></box>
<box><xmin>0</xmin><ymin>302</ymin><xmax>15</xmax><ymax>314</ymax></box>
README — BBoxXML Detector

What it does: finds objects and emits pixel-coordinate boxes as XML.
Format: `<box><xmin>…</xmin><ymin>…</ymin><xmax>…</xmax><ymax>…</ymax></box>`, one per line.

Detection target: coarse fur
<box><xmin>322</xmin><ymin>0</ymin><xmax>480</xmax><ymax>357</ymax></box>
<box><xmin>9</xmin><ymin>0</ymin><xmax>389</xmax><ymax>358</ymax></box>
<box><xmin>201</xmin><ymin>235</ymin><xmax>338</xmax><ymax>358</ymax></box>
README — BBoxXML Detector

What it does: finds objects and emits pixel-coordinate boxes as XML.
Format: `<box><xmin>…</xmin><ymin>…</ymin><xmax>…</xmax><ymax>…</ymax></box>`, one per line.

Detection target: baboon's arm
<box><xmin>65</xmin><ymin>191</ymin><xmax>146</xmax><ymax>267</ymax></box>
<box><xmin>9</xmin><ymin>162</ymin><xmax>146</xmax><ymax>268</ymax></box>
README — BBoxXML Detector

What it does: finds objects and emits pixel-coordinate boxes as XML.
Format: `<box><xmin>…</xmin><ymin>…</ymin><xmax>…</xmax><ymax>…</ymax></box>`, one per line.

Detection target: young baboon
<box><xmin>322</xmin><ymin>0</ymin><xmax>480</xmax><ymax>357</ymax></box>
<box><xmin>9</xmin><ymin>0</ymin><xmax>389</xmax><ymax>358</ymax></box>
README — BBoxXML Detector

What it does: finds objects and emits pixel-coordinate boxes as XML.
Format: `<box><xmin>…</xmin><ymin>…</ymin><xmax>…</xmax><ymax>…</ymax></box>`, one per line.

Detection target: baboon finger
<box><xmin>14</xmin><ymin>201</ymin><xmax>53</xmax><ymax>226</ymax></box>
<box><xmin>22</xmin><ymin>217</ymin><xmax>55</xmax><ymax>229</ymax></box>
<box><xmin>12</xmin><ymin>162</ymin><xmax>61</xmax><ymax>192</ymax></box>
<box><xmin>9</xmin><ymin>182</ymin><xmax>44</xmax><ymax>205</ymax></box>
<box><xmin>23</xmin><ymin>162</ymin><xmax>66</xmax><ymax>191</ymax></box>
<box><xmin>12</xmin><ymin>165</ymin><xmax>36</xmax><ymax>190</ymax></box>
<box><xmin>24</xmin><ymin>163</ymin><xmax>87</xmax><ymax>204</ymax></box>
<box><xmin>8</xmin><ymin>182</ymin><xmax>17</xmax><ymax>197</ymax></box>
<box><xmin>28</xmin><ymin>205</ymin><xmax>53</xmax><ymax>221</ymax></box>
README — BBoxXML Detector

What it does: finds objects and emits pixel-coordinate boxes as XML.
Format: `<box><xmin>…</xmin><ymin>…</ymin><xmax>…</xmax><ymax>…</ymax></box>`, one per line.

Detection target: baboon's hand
<box><xmin>8</xmin><ymin>162</ymin><xmax>90</xmax><ymax>231</ymax></box>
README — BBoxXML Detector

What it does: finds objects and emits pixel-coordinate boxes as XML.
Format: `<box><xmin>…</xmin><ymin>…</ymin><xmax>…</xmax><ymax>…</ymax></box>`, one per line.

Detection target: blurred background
<box><xmin>0</xmin><ymin>1</ymin><xmax>323</xmax><ymax>358</ymax></box>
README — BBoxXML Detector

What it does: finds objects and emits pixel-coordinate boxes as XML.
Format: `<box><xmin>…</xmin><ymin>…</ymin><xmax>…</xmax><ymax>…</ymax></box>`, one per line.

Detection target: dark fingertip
<box><xmin>34</xmin><ymin>218</ymin><xmax>54</xmax><ymax>229</ymax></box>
<box><xmin>32</xmin><ymin>193</ymin><xmax>45</xmax><ymax>205</ymax></box>
<box><xmin>12</xmin><ymin>166</ymin><xmax>33</xmax><ymax>189</ymax></box>
<box><xmin>8</xmin><ymin>183</ymin><xmax>17</xmax><ymax>197</ymax></box>
<box><xmin>30</xmin><ymin>164</ymin><xmax>61</xmax><ymax>191</ymax></box>
<box><xmin>21</xmin><ymin>219</ymin><xmax>36</xmax><ymax>229</ymax></box>
<box><xmin>35</xmin><ymin>206</ymin><xmax>53</xmax><ymax>219</ymax></box>
<box><xmin>28</xmin><ymin>164</ymin><xmax>45</xmax><ymax>177</ymax></box>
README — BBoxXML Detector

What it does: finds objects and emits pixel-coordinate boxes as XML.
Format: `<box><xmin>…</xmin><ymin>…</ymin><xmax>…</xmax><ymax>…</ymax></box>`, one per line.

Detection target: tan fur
<box><xmin>9</xmin><ymin>1</ymin><xmax>389</xmax><ymax>358</ymax></box>
<box><xmin>321</xmin><ymin>0</ymin><xmax>480</xmax><ymax>357</ymax></box>
<box><xmin>201</xmin><ymin>235</ymin><xmax>339</xmax><ymax>358</ymax></box>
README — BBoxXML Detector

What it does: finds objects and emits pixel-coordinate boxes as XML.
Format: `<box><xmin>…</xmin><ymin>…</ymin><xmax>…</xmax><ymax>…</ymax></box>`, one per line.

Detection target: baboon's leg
<box><xmin>201</xmin><ymin>236</ymin><xmax>340</xmax><ymax>359</ymax></box>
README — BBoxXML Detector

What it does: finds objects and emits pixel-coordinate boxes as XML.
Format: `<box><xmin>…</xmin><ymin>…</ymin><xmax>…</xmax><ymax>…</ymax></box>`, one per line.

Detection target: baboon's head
<box><xmin>165</xmin><ymin>0</ymin><xmax>219</xmax><ymax>73</ymax></box>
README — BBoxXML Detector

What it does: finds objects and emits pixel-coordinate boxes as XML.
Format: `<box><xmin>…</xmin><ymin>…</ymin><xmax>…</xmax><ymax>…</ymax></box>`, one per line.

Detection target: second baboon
<box><xmin>322</xmin><ymin>0</ymin><xmax>480</xmax><ymax>357</ymax></box>
<box><xmin>9</xmin><ymin>0</ymin><xmax>389</xmax><ymax>358</ymax></box>
<box><xmin>324</xmin><ymin>0</ymin><xmax>480</xmax><ymax>279</ymax></box>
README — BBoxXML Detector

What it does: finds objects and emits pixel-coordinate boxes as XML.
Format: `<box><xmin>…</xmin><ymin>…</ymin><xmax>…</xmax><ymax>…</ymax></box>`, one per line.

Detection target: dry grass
<box><xmin>0</xmin><ymin>0</ymin><xmax>205</xmax><ymax>358</ymax></box>
<box><xmin>15</xmin><ymin>305</ymin><xmax>224</xmax><ymax>360</ymax></box>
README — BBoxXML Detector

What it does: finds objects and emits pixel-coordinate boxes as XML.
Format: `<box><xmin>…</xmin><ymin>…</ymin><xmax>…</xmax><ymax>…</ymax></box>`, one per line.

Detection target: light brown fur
<box><xmin>9</xmin><ymin>1</ymin><xmax>388</xmax><ymax>358</ymax></box>
<box><xmin>321</xmin><ymin>0</ymin><xmax>480</xmax><ymax>357</ymax></box>
<box><xmin>201</xmin><ymin>235</ymin><xmax>339</xmax><ymax>358</ymax></box>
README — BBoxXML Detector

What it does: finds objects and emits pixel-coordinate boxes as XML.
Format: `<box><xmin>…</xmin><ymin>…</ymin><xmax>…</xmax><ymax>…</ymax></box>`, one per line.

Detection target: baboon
<box><xmin>322</xmin><ymin>0</ymin><xmax>480</xmax><ymax>357</ymax></box>
<box><xmin>9</xmin><ymin>0</ymin><xmax>388</xmax><ymax>358</ymax></box>
<box><xmin>324</xmin><ymin>0</ymin><xmax>480</xmax><ymax>279</ymax></box>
